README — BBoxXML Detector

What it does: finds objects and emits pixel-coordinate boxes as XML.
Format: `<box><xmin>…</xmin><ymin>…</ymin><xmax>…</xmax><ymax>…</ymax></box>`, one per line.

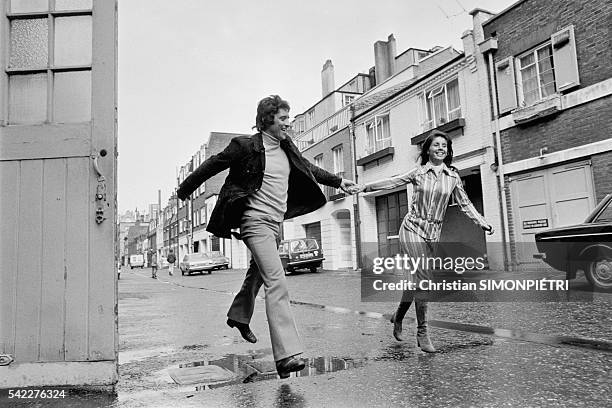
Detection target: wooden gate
<box><xmin>0</xmin><ymin>0</ymin><xmax>117</xmax><ymax>387</ymax></box>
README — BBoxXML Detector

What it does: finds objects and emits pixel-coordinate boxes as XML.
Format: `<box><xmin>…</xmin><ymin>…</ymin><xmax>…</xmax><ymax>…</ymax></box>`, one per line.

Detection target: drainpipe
<box><xmin>483</xmin><ymin>39</ymin><xmax>511</xmax><ymax>271</ymax></box>
<box><xmin>349</xmin><ymin>105</ymin><xmax>362</xmax><ymax>270</ymax></box>
<box><xmin>175</xmin><ymin>186</ymin><xmax>180</xmax><ymax>260</ymax></box>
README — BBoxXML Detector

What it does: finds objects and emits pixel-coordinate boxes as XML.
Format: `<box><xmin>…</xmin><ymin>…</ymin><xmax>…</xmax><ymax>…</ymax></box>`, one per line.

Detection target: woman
<box><xmin>360</xmin><ymin>130</ymin><xmax>494</xmax><ymax>352</ymax></box>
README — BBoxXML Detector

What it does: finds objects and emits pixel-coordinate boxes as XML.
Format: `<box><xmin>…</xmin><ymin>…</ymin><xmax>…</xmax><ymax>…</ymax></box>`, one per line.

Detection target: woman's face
<box><xmin>428</xmin><ymin>136</ymin><xmax>448</xmax><ymax>164</ymax></box>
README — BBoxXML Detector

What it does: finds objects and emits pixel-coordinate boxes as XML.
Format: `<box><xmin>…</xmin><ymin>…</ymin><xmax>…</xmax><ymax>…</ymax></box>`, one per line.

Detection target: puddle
<box><xmin>166</xmin><ymin>350</ymin><xmax>368</xmax><ymax>390</ymax></box>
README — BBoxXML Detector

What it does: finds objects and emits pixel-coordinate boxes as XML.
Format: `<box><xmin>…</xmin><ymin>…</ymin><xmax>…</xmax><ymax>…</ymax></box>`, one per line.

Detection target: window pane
<box><xmin>433</xmin><ymin>92</ymin><xmax>447</xmax><ymax>125</ymax></box>
<box><xmin>54</xmin><ymin>16</ymin><xmax>92</xmax><ymax>66</ymax></box>
<box><xmin>53</xmin><ymin>71</ymin><xmax>91</xmax><ymax>122</ymax></box>
<box><xmin>519</xmin><ymin>53</ymin><xmax>534</xmax><ymax>68</ymax></box>
<box><xmin>447</xmin><ymin>79</ymin><xmax>460</xmax><ymax>111</ymax></box>
<box><xmin>10</xmin><ymin>0</ymin><xmax>48</xmax><ymax>13</ymax></box>
<box><xmin>9</xmin><ymin>18</ymin><xmax>49</xmax><ymax>69</ymax></box>
<box><xmin>537</xmin><ymin>46</ymin><xmax>552</xmax><ymax>61</ymax></box>
<box><xmin>9</xmin><ymin>74</ymin><xmax>48</xmax><ymax>124</ymax></box>
<box><xmin>54</xmin><ymin>0</ymin><xmax>92</xmax><ymax>10</ymax></box>
<box><xmin>523</xmin><ymin>89</ymin><xmax>539</xmax><ymax>105</ymax></box>
<box><xmin>541</xmin><ymin>83</ymin><xmax>556</xmax><ymax>98</ymax></box>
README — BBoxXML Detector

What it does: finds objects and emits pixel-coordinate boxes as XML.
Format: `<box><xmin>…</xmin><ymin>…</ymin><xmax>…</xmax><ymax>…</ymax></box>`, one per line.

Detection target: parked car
<box><xmin>180</xmin><ymin>251</ymin><xmax>229</xmax><ymax>275</ymax></box>
<box><xmin>535</xmin><ymin>194</ymin><xmax>612</xmax><ymax>290</ymax></box>
<box><xmin>129</xmin><ymin>254</ymin><xmax>144</xmax><ymax>269</ymax></box>
<box><xmin>279</xmin><ymin>238</ymin><xmax>324</xmax><ymax>275</ymax></box>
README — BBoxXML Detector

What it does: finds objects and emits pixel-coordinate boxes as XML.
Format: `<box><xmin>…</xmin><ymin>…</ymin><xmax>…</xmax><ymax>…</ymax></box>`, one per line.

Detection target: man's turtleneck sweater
<box><xmin>243</xmin><ymin>131</ymin><xmax>290</xmax><ymax>222</ymax></box>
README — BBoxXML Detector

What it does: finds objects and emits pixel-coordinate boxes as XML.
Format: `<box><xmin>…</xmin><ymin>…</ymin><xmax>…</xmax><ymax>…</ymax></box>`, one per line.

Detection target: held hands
<box><xmin>340</xmin><ymin>179</ymin><xmax>366</xmax><ymax>194</ymax></box>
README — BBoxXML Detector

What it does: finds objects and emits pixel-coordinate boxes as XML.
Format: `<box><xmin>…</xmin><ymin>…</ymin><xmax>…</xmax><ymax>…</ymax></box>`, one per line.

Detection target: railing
<box><xmin>420</xmin><ymin>107</ymin><xmax>462</xmax><ymax>133</ymax></box>
<box><xmin>293</xmin><ymin>106</ymin><xmax>351</xmax><ymax>152</ymax></box>
<box><xmin>364</xmin><ymin>138</ymin><xmax>392</xmax><ymax>156</ymax></box>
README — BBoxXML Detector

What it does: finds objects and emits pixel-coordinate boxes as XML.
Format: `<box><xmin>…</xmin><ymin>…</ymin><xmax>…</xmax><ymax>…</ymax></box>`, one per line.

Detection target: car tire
<box><xmin>310</xmin><ymin>266</ymin><xmax>318</xmax><ymax>273</ymax></box>
<box><xmin>208</xmin><ymin>270</ymin><xmax>212</xmax><ymax>274</ymax></box>
<box><xmin>586</xmin><ymin>255</ymin><xmax>612</xmax><ymax>291</ymax></box>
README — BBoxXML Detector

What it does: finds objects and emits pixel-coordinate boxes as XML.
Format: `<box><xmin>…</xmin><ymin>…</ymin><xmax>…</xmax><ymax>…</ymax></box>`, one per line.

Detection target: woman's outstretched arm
<box><xmin>363</xmin><ymin>168</ymin><xmax>419</xmax><ymax>192</ymax></box>
<box><xmin>452</xmin><ymin>178</ymin><xmax>493</xmax><ymax>233</ymax></box>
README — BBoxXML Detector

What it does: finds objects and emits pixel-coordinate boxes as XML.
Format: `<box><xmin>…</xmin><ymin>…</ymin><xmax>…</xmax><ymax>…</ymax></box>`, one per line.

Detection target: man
<box><xmin>167</xmin><ymin>249</ymin><xmax>176</xmax><ymax>276</ymax></box>
<box><xmin>150</xmin><ymin>250</ymin><xmax>158</xmax><ymax>279</ymax></box>
<box><xmin>177</xmin><ymin>95</ymin><xmax>357</xmax><ymax>379</ymax></box>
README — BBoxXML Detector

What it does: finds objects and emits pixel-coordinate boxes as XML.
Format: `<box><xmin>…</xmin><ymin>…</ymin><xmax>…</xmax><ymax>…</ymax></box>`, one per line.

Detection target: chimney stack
<box><xmin>321</xmin><ymin>59</ymin><xmax>335</xmax><ymax>97</ymax></box>
<box><xmin>374</xmin><ymin>34</ymin><xmax>398</xmax><ymax>85</ymax></box>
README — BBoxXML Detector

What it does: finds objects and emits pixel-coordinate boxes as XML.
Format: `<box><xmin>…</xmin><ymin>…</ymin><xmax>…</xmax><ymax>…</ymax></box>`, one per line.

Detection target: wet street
<box><xmin>5</xmin><ymin>267</ymin><xmax>609</xmax><ymax>407</ymax></box>
<box><xmin>110</xmin><ymin>267</ymin><xmax>612</xmax><ymax>408</ymax></box>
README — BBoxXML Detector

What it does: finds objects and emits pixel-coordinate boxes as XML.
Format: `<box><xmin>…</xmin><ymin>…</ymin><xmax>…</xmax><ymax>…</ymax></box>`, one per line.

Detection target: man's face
<box><xmin>265</xmin><ymin>108</ymin><xmax>291</xmax><ymax>139</ymax></box>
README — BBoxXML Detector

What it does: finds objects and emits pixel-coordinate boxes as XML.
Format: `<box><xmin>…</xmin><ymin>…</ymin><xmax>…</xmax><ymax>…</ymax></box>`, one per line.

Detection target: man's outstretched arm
<box><xmin>177</xmin><ymin>139</ymin><xmax>240</xmax><ymax>200</ymax></box>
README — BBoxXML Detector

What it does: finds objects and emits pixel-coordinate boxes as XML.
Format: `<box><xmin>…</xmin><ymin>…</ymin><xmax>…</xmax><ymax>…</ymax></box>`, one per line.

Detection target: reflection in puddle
<box><xmin>168</xmin><ymin>350</ymin><xmax>368</xmax><ymax>391</ymax></box>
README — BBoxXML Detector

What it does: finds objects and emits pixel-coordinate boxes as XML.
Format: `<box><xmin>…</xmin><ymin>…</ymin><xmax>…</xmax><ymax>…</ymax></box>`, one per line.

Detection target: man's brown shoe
<box><xmin>275</xmin><ymin>355</ymin><xmax>306</xmax><ymax>379</ymax></box>
<box><xmin>226</xmin><ymin>319</ymin><xmax>257</xmax><ymax>343</ymax></box>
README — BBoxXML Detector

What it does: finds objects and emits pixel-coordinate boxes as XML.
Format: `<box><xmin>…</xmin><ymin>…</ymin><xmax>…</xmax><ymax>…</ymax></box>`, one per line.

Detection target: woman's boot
<box><xmin>390</xmin><ymin>301</ymin><xmax>411</xmax><ymax>341</ymax></box>
<box><xmin>415</xmin><ymin>301</ymin><xmax>436</xmax><ymax>352</ymax></box>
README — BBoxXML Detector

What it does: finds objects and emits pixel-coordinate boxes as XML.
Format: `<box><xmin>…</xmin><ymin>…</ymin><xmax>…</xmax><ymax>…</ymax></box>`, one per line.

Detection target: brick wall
<box><xmin>592</xmin><ymin>151</ymin><xmax>612</xmax><ymax>202</ymax></box>
<box><xmin>500</xmin><ymin>95</ymin><xmax>612</xmax><ymax>163</ymax></box>
<box><xmin>484</xmin><ymin>0</ymin><xmax>612</xmax><ymax>89</ymax></box>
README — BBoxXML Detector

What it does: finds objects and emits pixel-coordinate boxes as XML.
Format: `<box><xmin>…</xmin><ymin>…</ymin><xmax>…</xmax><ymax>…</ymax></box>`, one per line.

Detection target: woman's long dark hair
<box><xmin>419</xmin><ymin>130</ymin><xmax>454</xmax><ymax>168</ymax></box>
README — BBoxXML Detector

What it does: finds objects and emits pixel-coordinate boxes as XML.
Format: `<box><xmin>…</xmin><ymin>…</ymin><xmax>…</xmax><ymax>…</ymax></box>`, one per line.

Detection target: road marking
<box><xmin>127</xmin><ymin>270</ymin><xmax>612</xmax><ymax>354</ymax></box>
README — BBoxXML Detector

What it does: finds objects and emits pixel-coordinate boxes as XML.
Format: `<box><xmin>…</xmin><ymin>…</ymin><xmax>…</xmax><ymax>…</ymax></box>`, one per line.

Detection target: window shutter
<box><xmin>495</xmin><ymin>56</ymin><xmax>517</xmax><ymax>114</ymax></box>
<box><xmin>551</xmin><ymin>25</ymin><xmax>580</xmax><ymax>92</ymax></box>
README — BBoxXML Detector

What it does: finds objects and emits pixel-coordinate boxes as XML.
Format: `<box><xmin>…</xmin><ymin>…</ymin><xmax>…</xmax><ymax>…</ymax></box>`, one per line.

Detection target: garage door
<box><xmin>375</xmin><ymin>191</ymin><xmax>408</xmax><ymax>258</ymax></box>
<box><xmin>510</xmin><ymin>161</ymin><xmax>595</xmax><ymax>265</ymax></box>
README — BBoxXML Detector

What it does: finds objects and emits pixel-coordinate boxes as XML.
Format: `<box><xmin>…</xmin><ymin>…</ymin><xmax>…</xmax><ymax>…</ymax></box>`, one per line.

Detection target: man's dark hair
<box><xmin>255</xmin><ymin>95</ymin><xmax>290</xmax><ymax>132</ymax></box>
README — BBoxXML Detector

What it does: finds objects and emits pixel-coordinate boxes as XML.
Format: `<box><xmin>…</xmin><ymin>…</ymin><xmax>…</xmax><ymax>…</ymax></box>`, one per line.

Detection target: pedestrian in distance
<box><xmin>354</xmin><ymin>130</ymin><xmax>494</xmax><ymax>352</ymax></box>
<box><xmin>151</xmin><ymin>250</ymin><xmax>158</xmax><ymax>279</ymax></box>
<box><xmin>167</xmin><ymin>249</ymin><xmax>176</xmax><ymax>276</ymax></box>
<box><xmin>177</xmin><ymin>95</ymin><xmax>358</xmax><ymax>378</ymax></box>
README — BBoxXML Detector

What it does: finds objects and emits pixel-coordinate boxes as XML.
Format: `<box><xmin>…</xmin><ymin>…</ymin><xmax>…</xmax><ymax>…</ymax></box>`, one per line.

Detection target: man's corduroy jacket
<box><xmin>177</xmin><ymin>133</ymin><xmax>342</xmax><ymax>239</ymax></box>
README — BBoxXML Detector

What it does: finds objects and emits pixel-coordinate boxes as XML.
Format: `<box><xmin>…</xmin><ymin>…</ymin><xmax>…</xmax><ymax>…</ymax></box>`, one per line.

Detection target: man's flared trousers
<box><xmin>227</xmin><ymin>215</ymin><xmax>303</xmax><ymax>361</ymax></box>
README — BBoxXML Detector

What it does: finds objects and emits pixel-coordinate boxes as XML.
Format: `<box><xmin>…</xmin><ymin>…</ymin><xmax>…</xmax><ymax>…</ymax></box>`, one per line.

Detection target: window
<box><xmin>332</xmin><ymin>145</ymin><xmax>344</xmax><ymax>176</ymax></box>
<box><xmin>365</xmin><ymin>114</ymin><xmax>391</xmax><ymax>155</ymax></box>
<box><xmin>343</xmin><ymin>94</ymin><xmax>355</xmax><ymax>106</ymax></box>
<box><xmin>496</xmin><ymin>25</ymin><xmax>579</xmax><ymax>113</ymax></box>
<box><xmin>517</xmin><ymin>44</ymin><xmax>556</xmax><ymax>106</ymax></box>
<box><xmin>200</xmin><ymin>207</ymin><xmax>206</xmax><ymax>225</ymax></box>
<box><xmin>211</xmin><ymin>236</ymin><xmax>220</xmax><ymax>252</ymax></box>
<box><xmin>6</xmin><ymin>0</ymin><xmax>93</xmax><ymax>124</ymax></box>
<box><xmin>307</xmin><ymin>110</ymin><xmax>315</xmax><ymax>127</ymax></box>
<box><xmin>418</xmin><ymin>78</ymin><xmax>461</xmax><ymax>132</ymax></box>
<box><xmin>314</xmin><ymin>154</ymin><xmax>324</xmax><ymax>169</ymax></box>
